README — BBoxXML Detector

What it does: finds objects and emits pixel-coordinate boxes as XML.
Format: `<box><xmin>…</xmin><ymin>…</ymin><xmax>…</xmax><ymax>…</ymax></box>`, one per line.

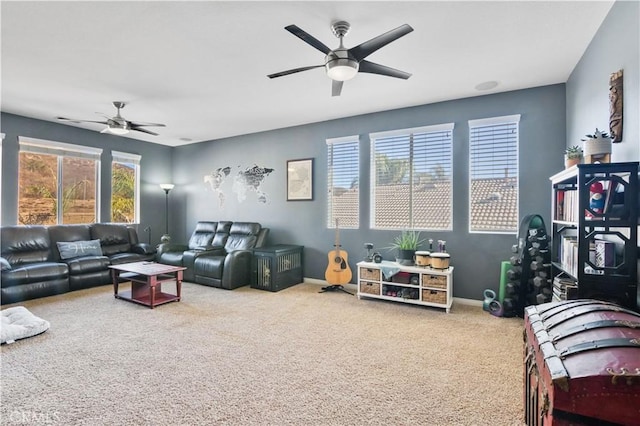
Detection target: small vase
<box><xmin>583</xmin><ymin>138</ymin><xmax>611</xmax><ymax>164</ymax></box>
<box><xmin>396</xmin><ymin>249</ymin><xmax>416</xmax><ymax>266</ymax></box>
<box><xmin>564</xmin><ymin>156</ymin><xmax>581</xmax><ymax>169</ymax></box>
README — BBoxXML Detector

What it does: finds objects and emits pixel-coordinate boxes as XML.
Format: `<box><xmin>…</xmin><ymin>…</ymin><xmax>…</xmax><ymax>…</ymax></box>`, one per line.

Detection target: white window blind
<box><xmin>19</xmin><ymin>137</ymin><xmax>102</xmax><ymax>160</ymax></box>
<box><xmin>468</xmin><ymin>114</ymin><xmax>520</xmax><ymax>233</ymax></box>
<box><xmin>370</xmin><ymin>123</ymin><xmax>453</xmax><ymax>230</ymax></box>
<box><xmin>112</xmin><ymin>150</ymin><xmax>141</xmax><ymax>165</ymax></box>
<box><xmin>327</xmin><ymin>136</ymin><xmax>359</xmax><ymax>229</ymax></box>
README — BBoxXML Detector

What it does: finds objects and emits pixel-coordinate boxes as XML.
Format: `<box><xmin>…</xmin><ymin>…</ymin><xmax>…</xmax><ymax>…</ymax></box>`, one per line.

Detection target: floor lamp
<box><xmin>159</xmin><ymin>184</ymin><xmax>174</xmax><ymax>243</ymax></box>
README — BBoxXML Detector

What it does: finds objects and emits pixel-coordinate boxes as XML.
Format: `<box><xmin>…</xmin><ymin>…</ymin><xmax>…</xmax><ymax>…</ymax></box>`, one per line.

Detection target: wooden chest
<box><xmin>523</xmin><ymin>299</ymin><xmax>640</xmax><ymax>425</ymax></box>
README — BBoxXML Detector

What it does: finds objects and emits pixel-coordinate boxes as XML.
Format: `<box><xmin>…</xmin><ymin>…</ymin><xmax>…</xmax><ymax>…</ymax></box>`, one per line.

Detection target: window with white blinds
<box><xmin>369</xmin><ymin>124</ymin><xmax>454</xmax><ymax>230</ymax></box>
<box><xmin>468</xmin><ymin>115</ymin><xmax>520</xmax><ymax>233</ymax></box>
<box><xmin>327</xmin><ymin>136</ymin><xmax>359</xmax><ymax>229</ymax></box>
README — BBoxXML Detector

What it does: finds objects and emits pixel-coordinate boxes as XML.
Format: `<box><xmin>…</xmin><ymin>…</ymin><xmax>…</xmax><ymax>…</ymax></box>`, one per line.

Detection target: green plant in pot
<box><xmin>387</xmin><ymin>230</ymin><xmax>424</xmax><ymax>266</ymax></box>
<box><xmin>581</xmin><ymin>128</ymin><xmax>611</xmax><ymax>164</ymax></box>
<box><xmin>564</xmin><ymin>145</ymin><xmax>583</xmax><ymax>169</ymax></box>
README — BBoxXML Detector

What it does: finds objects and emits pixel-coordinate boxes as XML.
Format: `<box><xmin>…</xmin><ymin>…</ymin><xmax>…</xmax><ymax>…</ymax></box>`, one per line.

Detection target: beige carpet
<box><xmin>1</xmin><ymin>282</ymin><xmax>524</xmax><ymax>425</ymax></box>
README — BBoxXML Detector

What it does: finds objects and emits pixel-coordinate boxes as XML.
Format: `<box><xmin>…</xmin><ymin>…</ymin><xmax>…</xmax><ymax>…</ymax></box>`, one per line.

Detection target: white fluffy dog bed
<box><xmin>1</xmin><ymin>306</ymin><xmax>50</xmax><ymax>344</ymax></box>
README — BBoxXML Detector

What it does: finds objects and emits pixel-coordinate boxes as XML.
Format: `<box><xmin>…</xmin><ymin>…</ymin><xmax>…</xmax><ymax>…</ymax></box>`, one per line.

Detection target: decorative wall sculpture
<box><xmin>609</xmin><ymin>69</ymin><xmax>623</xmax><ymax>143</ymax></box>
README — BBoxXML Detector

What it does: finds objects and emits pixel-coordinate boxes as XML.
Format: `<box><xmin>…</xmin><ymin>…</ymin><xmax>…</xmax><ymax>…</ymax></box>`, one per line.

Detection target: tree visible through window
<box><xmin>111</xmin><ymin>151</ymin><xmax>140</xmax><ymax>224</ymax></box>
<box><xmin>18</xmin><ymin>138</ymin><xmax>101</xmax><ymax>225</ymax></box>
<box><xmin>370</xmin><ymin>124</ymin><xmax>454</xmax><ymax>230</ymax></box>
<box><xmin>468</xmin><ymin>115</ymin><xmax>520</xmax><ymax>233</ymax></box>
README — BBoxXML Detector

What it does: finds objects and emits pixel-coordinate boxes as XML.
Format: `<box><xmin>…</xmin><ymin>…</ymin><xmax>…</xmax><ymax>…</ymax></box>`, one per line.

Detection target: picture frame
<box><xmin>287</xmin><ymin>158</ymin><xmax>314</xmax><ymax>201</ymax></box>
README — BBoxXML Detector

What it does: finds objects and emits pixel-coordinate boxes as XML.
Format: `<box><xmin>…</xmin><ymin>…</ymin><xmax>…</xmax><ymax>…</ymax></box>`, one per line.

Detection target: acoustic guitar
<box><xmin>324</xmin><ymin>218</ymin><xmax>352</xmax><ymax>285</ymax></box>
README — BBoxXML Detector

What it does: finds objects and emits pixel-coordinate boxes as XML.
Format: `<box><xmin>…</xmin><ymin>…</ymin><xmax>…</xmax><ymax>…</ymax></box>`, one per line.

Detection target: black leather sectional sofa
<box><xmin>156</xmin><ymin>221</ymin><xmax>268</xmax><ymax>290</ymax></box>
<box><xmin>1</xmin><ymin>223</ymin><xmax>155</xmax><ymax>305</ymax></box>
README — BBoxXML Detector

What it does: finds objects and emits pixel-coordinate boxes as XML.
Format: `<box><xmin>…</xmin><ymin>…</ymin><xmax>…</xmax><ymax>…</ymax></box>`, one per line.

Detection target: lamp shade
<box><xmin>107</xmin><ymin>127</ymin><xmax>129</xmax><ymax>135</ymax></box>
<box><xmin>159</xmin><ymin>183</ymin><xmax>175</xmax><ymax>191</ymax></box>
<box><xmin>326</xmin><ymin>60</ymin><xmax>359</xmax><ymax>81</ymax></box>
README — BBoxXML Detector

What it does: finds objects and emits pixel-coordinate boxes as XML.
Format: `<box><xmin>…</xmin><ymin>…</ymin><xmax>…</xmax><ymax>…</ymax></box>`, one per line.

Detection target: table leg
<box><xmin>149</xmin><ymin>275</ymin><xmax>156</xmax><ymax>308</ymax></box>
<box><xmin>176</xmin><ymin>270</ymin><xmax>183</xmax><ymax>300</ymax></box>
<box><xmin>112</xmin><ymin>269</ymin><xmax>119</xmax><ymax>297</ymax></box>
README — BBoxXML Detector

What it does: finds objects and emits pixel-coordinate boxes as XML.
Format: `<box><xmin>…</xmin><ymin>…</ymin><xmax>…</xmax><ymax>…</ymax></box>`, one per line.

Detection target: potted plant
<box><xmin>564</xmin><ymin>145</ymin><xmax>583</xmax><ymax>169</ymax></box>
<box><xmin>581</xmin><ymin>128</ymin><xmax>611</xmax><ymax>164</ymax></box>
<box><xmin>387</xmin><ymin>230</ymin><xmax>425</xmax><ymax>266</ymax></box>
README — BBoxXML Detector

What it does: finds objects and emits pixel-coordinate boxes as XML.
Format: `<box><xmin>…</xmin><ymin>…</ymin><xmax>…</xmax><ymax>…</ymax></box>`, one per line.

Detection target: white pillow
<box><xmin>1</xmin><ymin>306</ymin><xmax>50</xmax><ymax>344</ymax></box>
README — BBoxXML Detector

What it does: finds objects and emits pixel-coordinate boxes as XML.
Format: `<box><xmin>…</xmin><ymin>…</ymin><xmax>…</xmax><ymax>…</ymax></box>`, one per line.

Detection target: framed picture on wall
<box><xmin>287</xmin><ymin>158</ymin><xmax>314</xmax><ymax>201</ymax></box>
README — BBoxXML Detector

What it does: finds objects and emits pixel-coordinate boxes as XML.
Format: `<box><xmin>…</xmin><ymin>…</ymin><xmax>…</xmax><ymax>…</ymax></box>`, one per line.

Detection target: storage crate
<box><xmin>360</xmin><ymin>281</ymin><xmax>381</xmax><ymax>295</ymax></box>
<box><xmin>422</xmin><ymin>274</ymin><xmax>447</xmax><ymax>289</ymax></box>
<box><xmin>359</xmin><ymin>267</ymin><xmax>381</xmax><ymax>281</ymax></box>
<box><xmin>252</xmin><ymin>245</ymin><xmax>303</xmax><ymax>292</ymax></box>
<box><xmin>422</xmin><ymin>289</ymin><xmax>447</xmax><ymax>304</ymax></box>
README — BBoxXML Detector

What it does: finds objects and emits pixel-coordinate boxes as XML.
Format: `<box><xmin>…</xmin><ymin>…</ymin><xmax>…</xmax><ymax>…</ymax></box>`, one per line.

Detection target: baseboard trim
<box><xmin>303</xmin><ymin>278</ymin><xmax>482</xmax><ymax>306</ymax></box>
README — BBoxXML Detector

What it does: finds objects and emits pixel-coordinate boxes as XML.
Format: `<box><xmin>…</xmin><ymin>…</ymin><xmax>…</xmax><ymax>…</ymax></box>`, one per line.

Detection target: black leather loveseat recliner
<box><xmin>156</xmin><ymin>221</ymin><xmax>233</xmax><ymax>282</ymax></box>
<box><xmin>156</xmin><ymin>221</ymin><xmax>268</xmax><ymax>289</ymax></box>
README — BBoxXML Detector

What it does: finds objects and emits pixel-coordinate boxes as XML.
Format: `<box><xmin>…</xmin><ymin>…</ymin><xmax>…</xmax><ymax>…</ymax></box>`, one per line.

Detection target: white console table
<box><xmin>357</xmin><ymin>261</ymin><xmax>453</xmax><ymax>313</ymax></box>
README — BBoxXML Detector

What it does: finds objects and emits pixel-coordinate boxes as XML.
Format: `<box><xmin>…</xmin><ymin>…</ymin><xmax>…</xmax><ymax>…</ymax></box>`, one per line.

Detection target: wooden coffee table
<box><xmin>109</xmin><ymin>261</ymin><xmax>186</xmax><ymax>309</ymax></box>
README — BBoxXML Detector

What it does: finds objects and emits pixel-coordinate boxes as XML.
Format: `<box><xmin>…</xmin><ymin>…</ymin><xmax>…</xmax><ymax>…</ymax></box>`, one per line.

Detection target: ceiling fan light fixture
<box><xmin>326</xmin><ymin>59</ymin><xmax>359</xmax><ymax>81</ymax></box>
<box><xmin>106</xmin><ymin>126</ymin><xmax>129</xmax><ymax>135</ymax></box>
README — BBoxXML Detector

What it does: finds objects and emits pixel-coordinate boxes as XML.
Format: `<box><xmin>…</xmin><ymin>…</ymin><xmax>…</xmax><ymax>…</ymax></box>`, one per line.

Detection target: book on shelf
<box><xmin>595</xmin><ymin>239</ymin><xmax>615</xmax><ymax>267</ymax></box>
<box><xmin>603</xmin><ymin>180</ymin><xmax>619</xmax><ymax>215</ymax></box>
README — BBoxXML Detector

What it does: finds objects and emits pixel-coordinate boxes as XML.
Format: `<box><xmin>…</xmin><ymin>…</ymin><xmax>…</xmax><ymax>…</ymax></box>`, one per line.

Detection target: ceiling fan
<box><xmin>56</xmin><ymin>101</ymin><xmax>166</xmax><ymax>136</ymax></box>
<box><xmin>268</xmin><ymin>21</ymin><xmax>413</xmax><ymax>97</ymax></box>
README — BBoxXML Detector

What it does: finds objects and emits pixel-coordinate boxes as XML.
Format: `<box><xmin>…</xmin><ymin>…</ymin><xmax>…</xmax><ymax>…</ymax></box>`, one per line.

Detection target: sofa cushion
<box><xmin>0</xmin><ymin>226</ymin><xmax>51</xmax><ymax>266</ymax></box>
<box><xmin>194</xmin><ymin>256</ymin><xmax>225</xmax><ymax>279</ymax></box>
<box><xmin>108</xmin><ymin>252</ymin><xmax>151</xmax><ymax>265</ymax></box>
<box><xmin>90</xmin><ymin>224</ymin><xmax>131</xmax><ymax>256</ymax></box>
<box><xmin>1</xmin><ymin>263</ymin><xmax>69</xmax><ymax>287</ymax></box>
<box><xmin>56</xmin><ymin>239</ymin><xmax>103</xmax><ymax>260</ymax></box>
<box><xmin>65</xmin><ymin>256</ymin><xmax>111</xmax><ymax>274</ymax></box>
<box><xmin>224</xmin><ymin>222</ymin><xmax>261</xmax><ymax>252</ymax></box>
<box><xmin>187</xmin><ymin>221</ymin><xmax>217</xmax><ymax>250</ymax></box>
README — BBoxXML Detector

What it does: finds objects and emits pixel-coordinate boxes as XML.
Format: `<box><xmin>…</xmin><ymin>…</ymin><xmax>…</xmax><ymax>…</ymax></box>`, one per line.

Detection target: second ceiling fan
<box><xmin>268</xmin><ymin>21</ymin><xmax>414</xmax><ymax>97</ymax></box>
<box><xmin>57</xmin><ymin>101</ymin><xmax>166</xmax><ymax>136</ymax></box>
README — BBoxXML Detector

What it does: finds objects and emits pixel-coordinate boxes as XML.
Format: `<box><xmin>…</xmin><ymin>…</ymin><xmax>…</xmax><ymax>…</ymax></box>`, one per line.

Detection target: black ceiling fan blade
<box><xmin>57</xmin><ymin>117</ymin><xmax>109</xmax><ymax>125</ymax></box>
<box><xmin>358</xmin><ymin>60</ymin><xmax>412</xmax><ymax>79</ymax></box>
<box><xmin>349</xmin><ymin>24</ymin><xmax>413</xmax><ymax>62</ymax></box>
<box><xmin>130</xmin><ymin>126</ymin><xmax>159</xmax><ymax>136</ymax></box>
<box><xmin>331</xmin><ymin>80</ymin><xmax>343</xmax><ymax>97</ymax></box>
<box><xmin>285</xmin><ymin>25</ymin><xmax>331</xmax><ymax>54</ymax></box>
<box><xmin>129</xmin><ymin>121</ymin><xmax>166</xmax><ymax>127</ymax></box>
<box><xmin>268</xmin><ymin>65</ymin><xmax>324</xmax><ymax>79</ymax></box>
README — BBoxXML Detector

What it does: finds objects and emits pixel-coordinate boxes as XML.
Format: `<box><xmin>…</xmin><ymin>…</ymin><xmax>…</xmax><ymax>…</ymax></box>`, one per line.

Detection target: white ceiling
<box><xmin>1</xmin><ymin>1</ymin><xmax>614</xmax><ymax>147</ymax></box>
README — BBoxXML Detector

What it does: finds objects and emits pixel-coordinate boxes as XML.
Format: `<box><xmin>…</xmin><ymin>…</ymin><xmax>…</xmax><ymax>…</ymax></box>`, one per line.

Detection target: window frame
<box><xmin>111</xmin><ymin>150</ymin><xmax>141</xmax><ymax>224</ymax></box>
<box><xmin>369</xmin><ymin>123</ymin><xmax>454</xmax><ymax>231</ymax></box>
<box><xmin>468</xmin><ymin>114</ymin><xmax>520</xmax><ymax>234</ymax></box>
<box><xmin>18</xmin><ymin>137</ymin><xmax>102</xmax><ymax>225</ymax></box>
<box><xmin>326</xmin><ymin>135</ymin><xmax>360</xmax><ymax>229</ymax></box>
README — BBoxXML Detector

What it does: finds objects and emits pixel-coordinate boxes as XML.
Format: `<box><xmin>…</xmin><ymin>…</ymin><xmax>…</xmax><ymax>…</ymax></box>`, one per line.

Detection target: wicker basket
<box><xmin>422</xmin><ymin>289</ymin><xmax>446</xmax><ymax>304</ymax></box>
<box><xmin>360</xmin><ymin>281</ymin><xmax>381</xmax><ymax>295</ymax></box>
<box><xmin>360</xmin><ymin>267</ymin><xmax>381</xmax><ymax>281</ymax></box>
<box><xmin>422</xmin><ymin>274</ymin><xmax>446</xmax><ymax>289</ymax></box>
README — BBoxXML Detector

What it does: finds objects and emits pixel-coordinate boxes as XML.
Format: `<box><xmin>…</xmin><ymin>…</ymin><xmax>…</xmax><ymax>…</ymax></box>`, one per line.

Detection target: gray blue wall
<box><xmin>1</xmin><ymin>112</ymin><xmax>173</xmax><ymax>244</ymax></box>
<box><xmin>172</xmin><ymin>84</ymin><xmax>566</xmax><ymax>300</ymax></box>
<box><xmin>567</xmin><ymin>0</ymin><xmax>639</xmax><ymax>161</ymax></box>
<box><xmin>3</xmin><ymin>0</ymin><xmax>636</xmax><ymax>301</ymax></box>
